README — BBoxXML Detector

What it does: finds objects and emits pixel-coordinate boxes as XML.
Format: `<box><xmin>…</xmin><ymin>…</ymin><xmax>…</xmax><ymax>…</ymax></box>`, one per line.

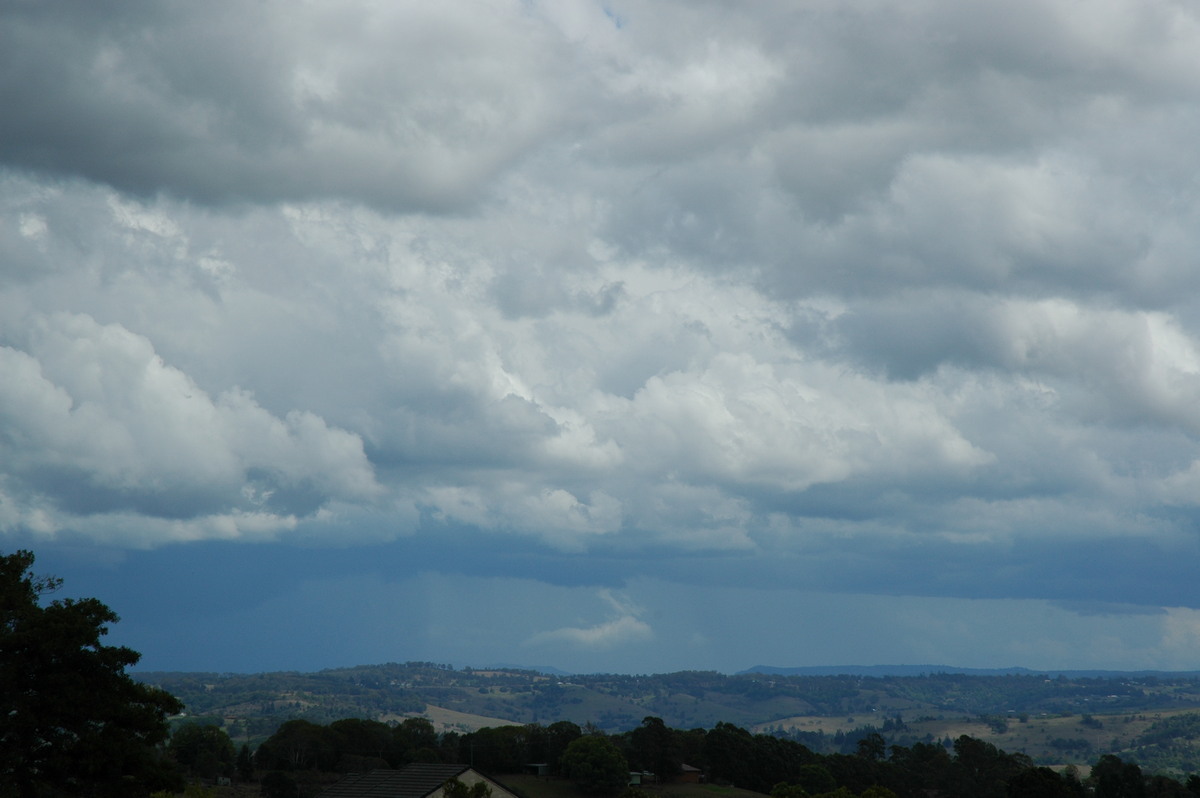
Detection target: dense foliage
<box><xmin>248</xmin><ymin>712</ymin><xmax>1200</xmax><ymax>798</ymax></box>
<box><xmin>560</xmin><ymin>735</ymin><xmax>629</xmax><ymax>794</ymax></box>
<box><xmin>168</xmin><ymin>723</ymin><xmax>235</xmax><ymax>780</ymax></box>
<box><xmin>0</xmin><ymin>550</ymin><xmax>184</xmax><ymax>797</ymax></box>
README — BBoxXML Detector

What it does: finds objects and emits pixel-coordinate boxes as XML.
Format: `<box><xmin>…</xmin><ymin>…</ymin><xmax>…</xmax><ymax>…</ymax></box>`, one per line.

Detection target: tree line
<box><xmin>240</xmin><ymin>712</ymin><xmax>1200</xmax><ymax>798</ymax></box>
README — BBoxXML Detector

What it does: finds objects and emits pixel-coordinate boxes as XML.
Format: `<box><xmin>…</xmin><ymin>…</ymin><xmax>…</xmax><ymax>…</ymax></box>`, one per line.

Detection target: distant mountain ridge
<box><xmin>472</xmin><ymin>662</ymin><xmax>1200</xmax><ymax>679</ymax></box>
<box><xmin>134</xmin><ymin>660</ymin><xmax>1200</xmax><ymax>779</ymax></box>
<box><xmin>481</xmin><ymin>663</ymin><xmax>573</xmax><ymax>676</ymax></box>
<box><xmin>742</xmin><ymin>664</ymin><xmax>1200</xmax><ymax>678</ymax></box>
<box><xmin>139</xmin><ymin>659</ymin><xmax>1200</xmax><ymax>739</ymax></box>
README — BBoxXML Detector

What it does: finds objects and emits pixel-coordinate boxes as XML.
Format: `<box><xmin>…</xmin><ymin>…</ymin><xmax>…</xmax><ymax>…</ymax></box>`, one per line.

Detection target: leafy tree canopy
<box><xmin>169</xmin><ymin>722</ymin><xmax>235</xmax><ymax>779</ymax></box>
<box><xmin>0</xmin><ymin>549</ymin><xmax>183</xmax><ymax>797</ymax></box>
<box><xmin>561</xmin><ymin>734</ymin><xmax>630</xmax><ymax>796</ymax></box>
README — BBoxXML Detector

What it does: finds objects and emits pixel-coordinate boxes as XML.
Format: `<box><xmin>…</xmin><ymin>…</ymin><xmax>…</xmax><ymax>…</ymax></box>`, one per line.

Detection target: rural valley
<box><xmin>139</xmin><ymin>661</ymin><xmax>1200</xmax><ymax>773</ymax></box>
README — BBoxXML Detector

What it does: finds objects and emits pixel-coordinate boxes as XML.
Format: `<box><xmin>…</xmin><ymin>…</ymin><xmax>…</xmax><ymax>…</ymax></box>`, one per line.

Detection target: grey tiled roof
<box><xmin>320</xmin><ymin>763</ymin><xmax>473</xmax><ymax>798</ymax></box>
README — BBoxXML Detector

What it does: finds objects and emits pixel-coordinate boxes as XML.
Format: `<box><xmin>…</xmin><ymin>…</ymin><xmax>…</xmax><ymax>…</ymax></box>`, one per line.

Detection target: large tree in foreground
<box><xmin>0</xmin><ymin>549</ymin><xmax>183</xmax><ymax>797</ymax></box>
<box><xmin>561</xmin><ymin>734</ymin><xmax>629</xmax><ymax>796</ymax></box>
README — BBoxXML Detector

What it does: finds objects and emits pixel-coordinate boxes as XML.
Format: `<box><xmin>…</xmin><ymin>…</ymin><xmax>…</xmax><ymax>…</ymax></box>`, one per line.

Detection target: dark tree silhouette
<box><xmin>561</xmin><ymin>734</ymin><xmax>630</xmax><ymax>795</ymax></box>
<box><xmin>0</xmin><ymin>549</ymin><xmax>183</xmax><ymax>797</ymax></box>
<box><xmin>169</xmin><ymin>722</ymin><xmax>235</xmax><ymax>779</ymax></box>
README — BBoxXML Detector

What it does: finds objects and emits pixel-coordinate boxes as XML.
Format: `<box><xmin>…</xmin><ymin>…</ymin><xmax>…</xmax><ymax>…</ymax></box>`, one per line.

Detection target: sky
<box><xmin>4</xmin><ymin>0</ymin><xmax>1200</xmax><ymax>677</ymax></box>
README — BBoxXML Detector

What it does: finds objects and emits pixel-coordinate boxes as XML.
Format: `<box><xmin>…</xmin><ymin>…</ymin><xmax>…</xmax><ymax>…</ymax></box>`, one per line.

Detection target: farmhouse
<box><xmin>320</xmin><ymin>763</ymin><xmax>519</xmax><ymax>798</ymax></box>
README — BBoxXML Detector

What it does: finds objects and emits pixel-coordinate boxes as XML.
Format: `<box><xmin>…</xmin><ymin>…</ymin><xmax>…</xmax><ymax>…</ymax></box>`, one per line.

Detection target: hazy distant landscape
<box><xmin>139</xmin><ymin>661</ymin><xmax>1200</xmax><ymax>773</ymax></box>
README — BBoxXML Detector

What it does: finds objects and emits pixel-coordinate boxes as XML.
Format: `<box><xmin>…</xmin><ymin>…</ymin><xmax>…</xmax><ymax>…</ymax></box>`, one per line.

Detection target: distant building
<box><xmin>320</xmin><ymin>763</ymin><xmax>520</xmax><ymax>798</ymax></box>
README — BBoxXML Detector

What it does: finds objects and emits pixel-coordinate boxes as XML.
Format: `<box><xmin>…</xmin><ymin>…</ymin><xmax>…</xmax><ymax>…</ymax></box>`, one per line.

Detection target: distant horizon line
<box><xmin>129</xmin><ymin>660</ymin><xmax>1200</xmax><ymax>679</ymax></box>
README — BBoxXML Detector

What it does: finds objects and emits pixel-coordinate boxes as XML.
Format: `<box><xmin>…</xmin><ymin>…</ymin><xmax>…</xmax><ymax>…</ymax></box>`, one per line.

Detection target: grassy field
<box><xmin>382</xmin><ymin>704</ymin><xmax>522</xmax><ymax>733</ymax></box>
<box><xmin>757</xmin><ymin>706</ymin><xmax>1200</xmax><ymax>768</ymax></box>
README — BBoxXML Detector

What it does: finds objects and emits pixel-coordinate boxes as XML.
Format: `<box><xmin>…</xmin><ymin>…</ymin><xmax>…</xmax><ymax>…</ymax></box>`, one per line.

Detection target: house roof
<box><xmin>320</xmin><ymin>763</ymin><xmax>473</xmax><ymax>798</ymax></box>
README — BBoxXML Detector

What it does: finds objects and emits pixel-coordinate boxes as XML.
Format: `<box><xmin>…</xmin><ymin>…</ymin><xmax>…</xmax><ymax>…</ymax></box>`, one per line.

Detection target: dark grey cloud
<box><xmin>0</xmin><ymin>1</ymin><xmax>579</xmax><ymax>210</ymax></box>
<box><xmin>5</xmin><ymin>0</ymin><xmax>1200</xmax><ymax>671</ymax></box>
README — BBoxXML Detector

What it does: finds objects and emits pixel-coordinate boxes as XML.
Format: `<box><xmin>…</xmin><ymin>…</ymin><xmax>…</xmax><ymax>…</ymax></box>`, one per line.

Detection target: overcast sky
<box><xmin>5</xmin><ymin>0</ymin><xmax>1200</xmax><ymax>676</ymax></box>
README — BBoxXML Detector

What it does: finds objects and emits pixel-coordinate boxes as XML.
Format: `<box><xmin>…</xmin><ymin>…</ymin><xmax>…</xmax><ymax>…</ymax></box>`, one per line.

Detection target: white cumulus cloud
<box><xmin>527</xmin><ymin>590</ymin><xmax>654</xmax><ymax>649</ymax></box>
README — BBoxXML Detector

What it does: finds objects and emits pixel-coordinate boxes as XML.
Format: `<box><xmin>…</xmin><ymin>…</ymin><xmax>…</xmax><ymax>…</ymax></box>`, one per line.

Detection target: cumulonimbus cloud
<box><xmin>3</xmin><ymin>0</ymin><xmax>1200</xmax><ymax>620</ymax></box>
